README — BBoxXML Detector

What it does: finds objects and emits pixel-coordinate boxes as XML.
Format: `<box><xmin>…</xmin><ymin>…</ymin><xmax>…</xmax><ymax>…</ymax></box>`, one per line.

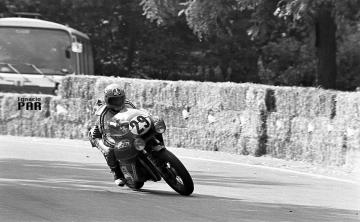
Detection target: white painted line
<box><xmin>0</xmin><ymin>139</ymin><xmax>84</xmax><ymax>148</ymax></box>
<box><xmin>2</xmin><ymin>137</ymin><xmax>359</xmax><ymax>185</ymax></box>
<box><xmin>179</xmin><ymin>156</ymin><xmax>360</xmax><ymax>185</ymax></box>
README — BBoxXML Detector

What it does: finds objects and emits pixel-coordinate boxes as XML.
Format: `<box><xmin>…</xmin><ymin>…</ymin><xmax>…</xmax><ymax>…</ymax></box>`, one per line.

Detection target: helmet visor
<box><xmin>108</xmin><ymin>96</ymin><xmax>125</xmax><ymax>107</ymax></box>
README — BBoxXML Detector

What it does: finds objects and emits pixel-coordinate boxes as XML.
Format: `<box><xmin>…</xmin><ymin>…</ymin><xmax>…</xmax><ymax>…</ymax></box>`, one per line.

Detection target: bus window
<box><xmin>0</xmin><ymin>17</ymin><xmax>95</xmax><ymax>95</ymax></box>
<box><xmin>0</xmin><ymin>27</ymin><xmax>73</xmax><ymax>74</ymax></box>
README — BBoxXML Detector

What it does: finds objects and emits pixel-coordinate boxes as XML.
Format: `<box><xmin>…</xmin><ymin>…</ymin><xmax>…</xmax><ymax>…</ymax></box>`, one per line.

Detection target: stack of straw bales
<box><xmin>58</xmin><ymin>75</ymin><xmax>98</xmax><ymax>100</ymax></box>
<box><xmin>0</xmin><ymin>93</ymin><xmax>52</xmax><ymax>137</ymax></box>
<box><xmin>0</xmin><ymin>93</ymin><xmax>94</xmax><ymax>140</ymax></box>
<box><xmin>1</xmin><ymin>75</ymin><xmax>359</xmax><ymax>169</ymax></box>
<box><xmin>54</xmin><ymin>76</ymin><xmax>271</xmax><ymax>155</ymax></box>
<box><xmin>48</xmin><ymin>97</ymin><xmax>94</xmax><ymax>139</ymax></box>
<box><xmin>92</xmin><ymin>78</ymin><xmax>268</xmax><ymax>155</ymax></box>
<box><xmin>265</xmin><ymin>86</ymin><xmax>348</xmax><ymax>166</ymax></box>
<box><xmin>334</xmin><ymin>92</ymin><xmax>360</xmax><ymax>168</ymax></box>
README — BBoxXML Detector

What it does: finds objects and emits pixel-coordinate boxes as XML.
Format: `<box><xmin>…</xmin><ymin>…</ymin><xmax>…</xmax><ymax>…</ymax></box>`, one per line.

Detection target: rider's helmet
<box><xmin>104</xmin><ymin>84</ymin><xmax>126</xmax><ymax>111</ymax></box>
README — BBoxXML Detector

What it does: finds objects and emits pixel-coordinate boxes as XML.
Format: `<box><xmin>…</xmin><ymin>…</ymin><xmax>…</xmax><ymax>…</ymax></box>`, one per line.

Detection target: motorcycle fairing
<box><xmin>120</xmin><ymin>164</ymin><xmax>137</xmax><ymax>181</ymax></box>
<box><xmin>113</xmin><ymin>137</ymin><xmax>138</xmax><ymax>161</ymax></box>
<box><xmin>120</xmin><ymin>161</ymin><xmax>149</xmax><ymax>182</ymax></box>
<box><xmin>111</xmin><ymin>108</ymin><xmax>152</xmax><ymax>136</ymax></box>
<box><xmin>111</xmin><ymin>108</ymin><xmax>150</xmax><ymax>124</ymax></box>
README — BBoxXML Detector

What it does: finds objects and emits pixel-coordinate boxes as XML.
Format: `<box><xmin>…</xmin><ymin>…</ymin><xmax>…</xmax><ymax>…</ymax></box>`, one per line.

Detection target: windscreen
<box><xmin>0</xmin><ymin>27</ymin><xmax>73</xmax><ymax>74</ymax></box>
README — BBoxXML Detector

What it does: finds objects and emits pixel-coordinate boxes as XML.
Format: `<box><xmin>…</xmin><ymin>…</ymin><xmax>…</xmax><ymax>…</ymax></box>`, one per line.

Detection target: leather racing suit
<box><xmin>90</xmin><ymin>99</ymin><xmax>136</xmax><ymax>179</ymax></box>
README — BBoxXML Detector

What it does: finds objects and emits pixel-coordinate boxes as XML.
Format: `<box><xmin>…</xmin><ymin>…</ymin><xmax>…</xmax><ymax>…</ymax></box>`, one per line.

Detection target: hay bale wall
<box><xmin>91</xmin><ymin>77</ymin><xmax>267</xmax><ymax>155</ymax></box>
<box><xmin>1</xmin><ymin>75</ymin><xmax>359</xmax><ymax>169</ymax></box>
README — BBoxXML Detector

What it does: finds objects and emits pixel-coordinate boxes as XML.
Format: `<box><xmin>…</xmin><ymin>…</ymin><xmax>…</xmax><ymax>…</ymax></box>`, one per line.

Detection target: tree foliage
<box><xmin>142</xmin><ymin>0</ymin><xmax>360</xmax><ymax>90</ymax></box>
<box><xmin>0</xmin><ymin>0</ymin><xmax>359</xmax><ymax>90</ymax></box>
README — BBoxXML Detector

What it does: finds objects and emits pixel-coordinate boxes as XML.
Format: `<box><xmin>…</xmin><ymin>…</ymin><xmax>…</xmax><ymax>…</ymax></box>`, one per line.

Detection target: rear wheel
<box><xmin>125</xmin><ymin>180</ymin><xmax>144</xmax><ymax>190</ymax></box>
<box><xmin>156</xmin><ymin>149</ymin><xmax>194</xmax><ymax>196</ymax></box>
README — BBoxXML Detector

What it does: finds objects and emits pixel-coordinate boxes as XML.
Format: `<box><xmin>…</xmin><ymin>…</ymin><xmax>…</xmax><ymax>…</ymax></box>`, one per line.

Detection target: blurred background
<box><xmin>0</xmin><ymin>0</ymin><xmax>359</xmax><ymax>91</ymax></box>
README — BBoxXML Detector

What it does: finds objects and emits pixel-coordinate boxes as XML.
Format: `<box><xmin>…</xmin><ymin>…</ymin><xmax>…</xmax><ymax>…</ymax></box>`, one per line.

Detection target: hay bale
<box><xmin>218</xmin><ymin>83</ymin><xmax>248</xmax><ymax>111</ymax></box>
<box><xmin>272</xmin><ymin>86</ymin><xmax>337</xmax><ymax>118</ymax></box>
<box><xmin>95</xmin><ymin>77</ymin><xmax>259</xmax><ymax>111</ymax></box>
<box><xmin>193</xmin><ymin>110</ymin><xmax>243</xmax><ymax>153</ymax></box>
<box><xmin>334</xmin><ymin>117</ymin><xmax>360</xmax><ymax>168</ymax></box>
<box><xmin>93</xmin><ymin>78</ymin><xmax>266</xmax><ymax>156</ymax></box>
<box><xmin>266</xmin><ymin>113</ymin><xmax>292</xmax><ymax>158</ymax></box>
<box><xmin>50</xmin><ymin>98</ymin><xmax>92</xmax><ymax>123</ymax></box>
<box><xmin>165</xmin><ymin>127</ymin><xmax>205</xmax><ymax>150</ymax></box>
<box><xmin>227</xmin><ymin>110</ymin><xmax>264</xmax><ymax>155</ymax></box>
<box><xmin>48</xmin><ymin>97</ymin><xmax>94</xmax><ymax>139</ymax></box>
<box><xmin>287</xmin><ymin>117</ymin><xmax>345</xmax><ymax>166</ymax></box>
<box><xmin>333</xmin><ymin>92</ymin><xmax>360</xmax><ymax>168</ymax></box>
<box><xmin>95</xmin><ymin>77</ymin><xmax>173</xmax><ymax>108</ymax></box>
<box><xmin>305</xmin><ymin>117</ymin><xmax>341</xmax><ymax>165</ymax></box>
<box><xmin>59</xmin><ymin>75</ymin><xmax>98</xmax><ymax>99</ymax></box>
<box><xmin>160</xmin><ymin>109</ymin><xmax>259</xmax><ymax>154</ymax></box>
<box><xmin>0</xmin><ymin>93</ymin><xmax>53</xmax><ymax>136</ymax></box>
<box><xmin>0</xmin><ymin>94</ymin><xmax>6</xmax><ymax>121</ymax></box>
<box><xmin>295</xmin><ymin>88</ymin><xmax>337</xmax><ymax>118</ymax></box>
<box><xmin>165</xmin><ymin>109</ymin><xmax>264</xmax><ymax>155</ymax></box>
<box><xmin>336</xmin><ymin>92</ymin><xmax>360</xmax><ymax>120</ymax></box>
<box><xmin>3</xmin><ymin>75</ymin><xmax>360</xmax><ymax>169</ymax></box>
<box><xmin>272</xmin><ymin>87</ymin><xmax>297</xmax><ymax>116</ymax></box>
<box><xmin>244</xmin><ymin>84</ymin><xmax>267</xmax><ymax>111</ymax></box>
<box><xmin>286</xmin><ymin>117</ymin><xmax>311</xmax><ymax>161</ymax></box>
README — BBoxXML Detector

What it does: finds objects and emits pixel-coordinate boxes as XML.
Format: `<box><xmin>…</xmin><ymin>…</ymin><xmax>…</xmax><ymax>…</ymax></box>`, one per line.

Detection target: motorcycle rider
<box><xmin>88</xmin><ymin>83</ymin><xmax>136</xmax><ymax>186</ymax></box>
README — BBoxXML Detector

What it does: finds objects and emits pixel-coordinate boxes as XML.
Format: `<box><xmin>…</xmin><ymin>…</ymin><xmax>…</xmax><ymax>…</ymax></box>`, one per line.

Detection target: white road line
<box><xmin>1</xmin><ymin>139</ymin><xmax>83</xmax><ymax>148</ymax></box>
<box><xmin>179</xmin><ymin>156</ymin><xmax>359</xmax><ymax>185</ymax></box>
<box><xmin>2</xmin><ymin>138</ymin><xmax>359</xmax><ymax>185</ymax></box>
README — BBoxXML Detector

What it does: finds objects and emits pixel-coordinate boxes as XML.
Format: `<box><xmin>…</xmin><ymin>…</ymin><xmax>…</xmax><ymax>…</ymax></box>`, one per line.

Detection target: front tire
<box><xmin>156</xmin><ymin>149</ymin><xmax>194</xmax><ymax>196</ymax></box>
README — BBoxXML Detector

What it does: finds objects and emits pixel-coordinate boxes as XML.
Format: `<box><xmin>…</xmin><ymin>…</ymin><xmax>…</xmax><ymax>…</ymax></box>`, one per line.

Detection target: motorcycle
<box><xmin>94</xmin><ymin>108</ymin><xmax>194</xmax><ymax>196</ymax></box>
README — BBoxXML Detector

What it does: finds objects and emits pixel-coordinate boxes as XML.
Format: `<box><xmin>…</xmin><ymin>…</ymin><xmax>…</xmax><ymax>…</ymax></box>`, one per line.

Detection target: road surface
<box><xmin>0</xmin><ymin>136</ymin><xmax>359</xmax><ymax>222</ymax></box>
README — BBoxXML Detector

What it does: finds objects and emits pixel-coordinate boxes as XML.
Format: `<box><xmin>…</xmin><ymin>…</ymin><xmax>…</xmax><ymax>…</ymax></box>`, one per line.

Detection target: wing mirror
<box><xmin>71</xmin><ymin>42</ymin><xmax>83</xmax><ymax>53</ymax></box>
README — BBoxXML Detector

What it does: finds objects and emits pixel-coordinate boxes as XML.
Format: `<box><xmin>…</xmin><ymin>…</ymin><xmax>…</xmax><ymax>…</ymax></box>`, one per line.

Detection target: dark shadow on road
<box><xmin>0</xmin><ymin>158</ymin><xmax>358</xmax><ymax>222</ymax></box>
<box><xmin>139</xmin><ymin>189</ymin><xmax>187</xmax><ymax>197</ymax></box>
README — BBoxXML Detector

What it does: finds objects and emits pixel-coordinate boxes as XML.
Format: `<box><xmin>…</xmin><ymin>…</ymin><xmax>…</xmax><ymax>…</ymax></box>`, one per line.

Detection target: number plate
<box><xmin>129</xmin><ymin>115</ymin><xmax>151</xmax><ymax>135</ymax></box>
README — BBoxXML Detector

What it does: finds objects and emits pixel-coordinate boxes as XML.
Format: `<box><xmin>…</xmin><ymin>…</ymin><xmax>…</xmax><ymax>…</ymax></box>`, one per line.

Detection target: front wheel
<box><xmin>156</xmin><ymin>149</ymin><xmax>194</xmax><ymax>196</ymax></box>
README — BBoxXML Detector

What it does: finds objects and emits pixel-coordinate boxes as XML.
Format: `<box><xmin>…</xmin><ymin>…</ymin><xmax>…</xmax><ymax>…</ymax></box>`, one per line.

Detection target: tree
<box><xmin>3</xmin><ymin>0</ymin><xmax>358</xmax><ymax>88</ymax></box>
<box><xmin>141</xmin><ymin>0</ymin><xmax>360</xmax><ymax>89</ymax></box>
<box><xmin>141</xmin><ymin>0</ymin><xmax>261</xmax><ymax>83</ymax></box>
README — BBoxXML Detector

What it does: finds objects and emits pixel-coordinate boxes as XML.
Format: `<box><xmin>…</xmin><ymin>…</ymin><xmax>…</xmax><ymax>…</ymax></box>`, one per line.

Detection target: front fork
<box><xmin>141</xmin><ymin>146</ymin><xmax>178</xmax><ymax>183</ymax></box>
<box><xmin>146</xmin><ymin>133</ymin><xmax>165</xmax><ymax>152</ymax></box>
<box><xmin>138</xmin><ymin>132</ymin><xmax>167</xmax><ymax>181</ymax></box>
<box><xmin>137</xmin><ymin>149</ymin><xmax>163</xmax><ymax>181</ymax></box>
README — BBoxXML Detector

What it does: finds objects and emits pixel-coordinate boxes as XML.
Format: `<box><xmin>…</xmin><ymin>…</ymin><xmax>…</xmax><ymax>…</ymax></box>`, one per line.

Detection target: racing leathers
<box><xmin>89</xmin><ymin>99</ymin><xmax>136</xmax><ymax>185</ymax></box>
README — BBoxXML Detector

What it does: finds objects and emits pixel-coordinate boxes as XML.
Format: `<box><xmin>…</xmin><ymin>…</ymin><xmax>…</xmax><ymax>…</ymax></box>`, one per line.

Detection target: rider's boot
<box><xmin>102</xmin><ymin>148</ymin><xmax>126</xmax><ymax>187</ymax></box>
<box><xmin>111</xmin><ymin>165</ymin><xmax>126</xmax><ymax>187</ymax></box>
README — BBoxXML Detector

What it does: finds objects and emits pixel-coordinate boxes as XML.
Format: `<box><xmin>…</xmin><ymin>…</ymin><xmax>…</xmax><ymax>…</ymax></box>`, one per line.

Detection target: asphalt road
<box><xmin>0</xmin><ymin>136</ymin><xmax>359</xmax><ymax>222</ymax></box>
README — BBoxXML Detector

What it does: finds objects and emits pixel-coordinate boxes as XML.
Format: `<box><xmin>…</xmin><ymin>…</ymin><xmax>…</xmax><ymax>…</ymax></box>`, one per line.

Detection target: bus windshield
<box><xmin>0</xmin><ymin>27</ymin><xmax>73</xmax><ymax>75</ymax></box>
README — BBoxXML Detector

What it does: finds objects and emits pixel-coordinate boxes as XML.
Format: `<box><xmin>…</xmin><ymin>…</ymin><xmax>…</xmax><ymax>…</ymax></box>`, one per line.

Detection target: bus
<box><xmin>0</xmin><ymin>17</ymin><xmax>94</xmax><ymax>94</ymax></box>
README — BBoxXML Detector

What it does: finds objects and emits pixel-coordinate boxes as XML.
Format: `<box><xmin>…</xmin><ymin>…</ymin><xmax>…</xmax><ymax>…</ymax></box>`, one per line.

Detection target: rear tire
<box><xmin>125</xmin><ymin>180</ymin><xmax>144</xmax><ymax>190</ymax></box>
<box><xmin>156</xmin><ymin>149</ymin><xmax>194</xmax><ymax>196</ymax></box>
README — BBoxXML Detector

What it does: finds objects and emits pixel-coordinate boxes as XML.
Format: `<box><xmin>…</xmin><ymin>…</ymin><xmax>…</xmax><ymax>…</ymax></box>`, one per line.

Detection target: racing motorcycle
<box><xmin>95</xmin><ymin>108</ymin><xmax>194</xmax><ymax>196</ymax></box>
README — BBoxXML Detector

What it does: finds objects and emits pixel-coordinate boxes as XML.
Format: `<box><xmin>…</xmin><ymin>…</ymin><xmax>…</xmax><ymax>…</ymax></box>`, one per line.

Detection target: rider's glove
<box><xmin>90</xmin><ymin>125</ymin><xmax>102</xmax><ymax>139</ymax></box>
